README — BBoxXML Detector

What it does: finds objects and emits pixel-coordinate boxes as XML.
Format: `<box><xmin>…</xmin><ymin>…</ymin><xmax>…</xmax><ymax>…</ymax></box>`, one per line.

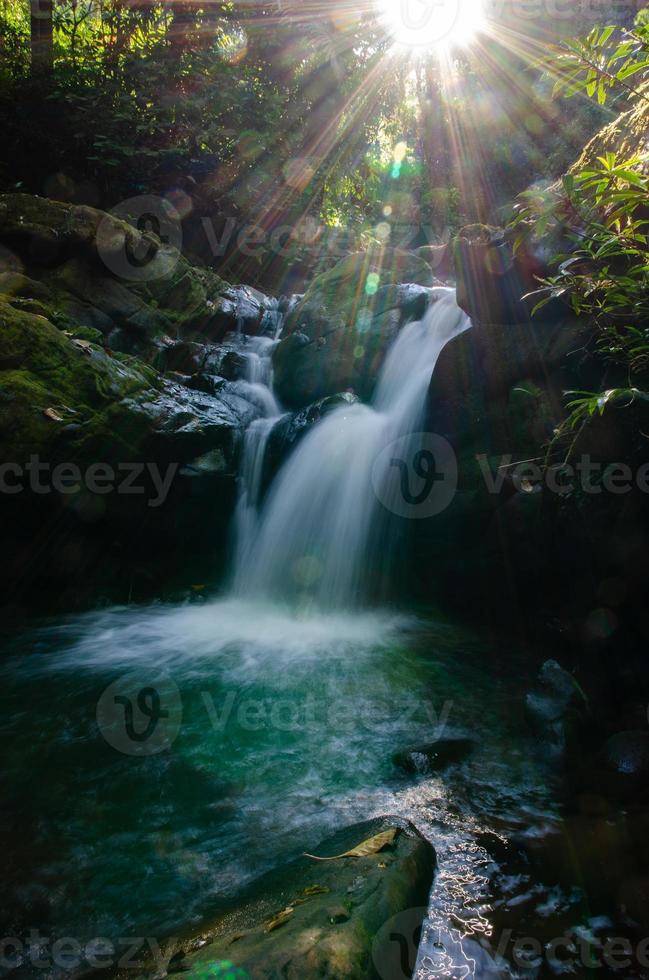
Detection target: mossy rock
<box><xmin>568</xmin><ymin>96</ymin><xmax>649</xmax><ymax>178</ymax></box>
<box><xmin>0</xmin><ymin>299</ymin><xmax>158</xmax><ymax>461</ymax></box>
<box><xmin>0</xmin><ymin>194</ymin><xmax>235</xmax><ymax>343</ymax></box>
<box><xmin>0</xmin><ymin>271</ymin><xmax>53</xmax><ymax>301</ymax></box>
<box><xmin>273</xmin><ymin>248</ymin><xmax>436</xmax><ymax>407</ymax></box>
<box><xmin>0</xmin><ymin>193</ymin><xmax>177</xmax><ymax>271</ymax></box>
<box><xmin>120</xmin><ymin>818</ymin><xmax>435</xmax><ymax>980</ymax></box>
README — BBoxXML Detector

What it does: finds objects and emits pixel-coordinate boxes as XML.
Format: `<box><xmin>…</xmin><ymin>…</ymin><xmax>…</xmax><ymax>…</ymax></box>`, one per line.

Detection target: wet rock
<box><xmin>525</xmin><ymin>659</ymin><xmax>587</xmax><ymax>757</ymax></box>
<box><xmin>393</xmin><ymin>737</ymin><xmax>473</xmax><ymax>775</ymax></box>
<box><xmin>273</xmin><ymin>249</ymin><xmax>439</xmax><ymax>408</ymax></box>
<box><xmin>605</xmin><ymin>731</ymin><xmax>649</xmax><ymax>777</ymax></box>
<box><xmin>201</xmin><ymin>285</ymin><xmax>274</xmax><ymax>341</ymax></box>
<box><xmin>265</xmin><ymin>392</ymin><xmax>359</xmax><ymax>484</ymax></box>
<box><xmin>453</xmin><ymin>223</ymin><xmax>562</xmax><ymax>325</ymax></box>
<box><xmin>0</xmin><ymin>271</ymin><xmax>52</xmax><ymax>301</ymax></box>
<box><xmin>159</xmin><ymin>340</ymin><xmax>210</xmax><ymax>376</ymax></box>
<box><xmin>151</xmin><ymin>817</ymin><xmax>435</xmax><ymax>980</ymax></box>
<box><xmin>219</xmin><ymin>350</ymin><xmax>248</xmax><ymax>381</ymax></box>
<box><xmin>372</xmin><ymin>282</ymin><xmax>437</xmax><ymax>321</ymax></box>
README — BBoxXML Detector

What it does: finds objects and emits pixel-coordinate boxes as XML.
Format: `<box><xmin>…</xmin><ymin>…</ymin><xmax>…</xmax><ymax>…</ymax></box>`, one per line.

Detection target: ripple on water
<box><xmin>0</xmin><ymin>599</ymin><xmax>568</xmax><ymax>978</ymax></box>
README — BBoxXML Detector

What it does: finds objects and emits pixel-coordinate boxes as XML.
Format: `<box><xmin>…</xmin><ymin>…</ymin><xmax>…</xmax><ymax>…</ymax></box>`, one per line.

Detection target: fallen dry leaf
<box><xmin>264</xmin><ymin>906</ymin><xmax>294</xmax><ymax>933</ymax></box>
<box><xmin>304</xmin><ymin>828</ymin><xmax>399</xmax><ymax>862</ymax></box>
<box><xmin>43</xmin><ymin>407</ymin><xmax>64</xmax><ymax>422</ymax></box>
<box><xmin>303</xmin><ymin>884</ymin><xmax>330</xmax><ymax>896</ymax></box>
<box><xmin>72</xmin><ymin>338</ymin><xmax>93</xmax><ymax>355</ymax></box>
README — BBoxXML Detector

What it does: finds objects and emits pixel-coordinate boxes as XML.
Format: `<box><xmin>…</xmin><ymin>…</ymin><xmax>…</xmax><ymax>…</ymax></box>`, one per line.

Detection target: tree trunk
<box><xmin>30</xmin><ymin>0</ymin><xmax>53</xmax><ymax>75</ymax></box>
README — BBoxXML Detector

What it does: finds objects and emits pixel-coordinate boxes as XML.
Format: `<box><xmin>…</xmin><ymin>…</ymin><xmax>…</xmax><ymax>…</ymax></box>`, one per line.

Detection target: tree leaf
<box><xmin>43</xmin><ymin>407</ymin><xmax>64</xmax><ymax>422</ymax></box>
<box><xmin>304</xmin><ymin>828</ymin><xmax>399</xmax><ymax>862</ymax></box>
<box><xmin>264</xmin><ymin>907</ymin><xmax>294</xmax><ymax>933</ymax></box>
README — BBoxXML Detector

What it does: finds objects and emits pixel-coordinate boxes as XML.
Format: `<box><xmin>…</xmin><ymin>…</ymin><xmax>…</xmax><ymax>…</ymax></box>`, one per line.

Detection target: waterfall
<box><xmin>232</xmin><ymin>287</ymin><xmax>470</xmax><ymax>608</ymax></box>
<box><xmin>232</xmin><ymin>333</ymin><xmax>285</xmax><ymax>577</ymax></box>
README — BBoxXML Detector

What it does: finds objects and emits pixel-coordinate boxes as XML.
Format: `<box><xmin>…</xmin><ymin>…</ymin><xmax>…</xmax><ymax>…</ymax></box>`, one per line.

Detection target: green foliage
<box><xmin>0</xmin><ymin>0</ymin><xmax>621</xmax><ymax>270</ymax></box>
<box><xmin>511</xmin><ymin>23</ymin><xmax>649</xmax><ymax>442</ymax></box>
<box><xmin>635</xmin><ymin>8</ymin><xmax>649</xmax><ymax>30</ymax></box>
<box><xmin>550</xmin><ymin>22</ymin><xmax>649</xmax><ymax>106</ymax></box>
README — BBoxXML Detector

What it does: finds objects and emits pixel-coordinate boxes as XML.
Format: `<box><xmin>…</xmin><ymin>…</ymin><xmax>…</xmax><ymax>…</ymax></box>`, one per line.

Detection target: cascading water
<box><xmin>233</xmin><ymin>287</ymin><xmax>470</xmax><ymax>608</ymax></box>
<box><xmin>232</xmin><ymin>328</ymin><xmax>285</xmax><ymax>577</ymax></box>
<box><xmin>0</xmin><ymin>286</ymin><xmax>576</xmax><ymax>980</ymax></box>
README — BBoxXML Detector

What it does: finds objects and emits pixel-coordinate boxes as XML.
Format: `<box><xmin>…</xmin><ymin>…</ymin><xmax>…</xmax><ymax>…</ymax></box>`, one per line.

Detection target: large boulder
<box><xmin>0</xmin><ymin>299</ymin><xmax>260</xmax><ymax>606</ymax></box>
<box><xmin>273</xmin><ymin>248</ymin><xmax>438</xmax><ymax>408</ymax></box>
<box><xmin>0</xmin><ymin>193</ymin><xmax>256</xmax><ymax>351</ymax></box>
<box><xmin>138</xmin><ymin>818</ymin><xmax>435</xmax><ymax>980</ymax></box>
<box><xmin>264</xmin><ymin>391</ymin><xmax>359</xmax><ymax>487</ymax></box>
<box><xmin>453</xmin><ymin>223</ymin><xmax>562</xmax><ymax>325</ymax></box>
<box><xmin>405</xmin><ymin>310</ymin><xmax>599</xmax><ymax>616</ymax></box>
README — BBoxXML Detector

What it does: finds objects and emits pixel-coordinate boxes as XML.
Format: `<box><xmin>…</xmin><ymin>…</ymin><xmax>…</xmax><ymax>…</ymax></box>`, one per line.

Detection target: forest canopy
<box><xmin>0</xmin><ymin>0</ymin><xmax>644</xmax><ymax>285</ymax></box>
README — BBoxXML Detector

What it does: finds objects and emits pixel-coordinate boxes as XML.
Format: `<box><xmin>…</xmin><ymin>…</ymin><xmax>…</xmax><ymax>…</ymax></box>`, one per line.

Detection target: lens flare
<box><xmin>378</xmin><ymin>0</ymin><xmax>485</xmax><ymax>52</ymax></box>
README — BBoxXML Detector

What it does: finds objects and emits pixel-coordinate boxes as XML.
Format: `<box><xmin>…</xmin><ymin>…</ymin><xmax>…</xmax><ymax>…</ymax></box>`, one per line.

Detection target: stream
<box><xmin>0</xmin><ymin>600</ymin><xmax>563</xmax><ymax>976</ymax></box>
<box><xmin>0</xmin><ymin>290</ymin><xmax>642</xmax><ymax>979</ymax></box>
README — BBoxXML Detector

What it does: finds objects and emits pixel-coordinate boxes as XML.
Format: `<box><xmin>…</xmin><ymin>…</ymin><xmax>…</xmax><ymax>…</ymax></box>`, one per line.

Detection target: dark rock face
<box><xmin>151</xmin><ymin>818</ymin><xmax>435</xmax><ymax>980</ymax></box>
<box><xmin>0</xmin><ymin>194</ymin><xmax>287</xmax><ymax>607</ymax></box>
<box><xmin>605</xmin><ymin>732</ymin><xmax>649</xmax><ymax>777</ymax></box>
<box><xmin>524</xmin><ymin>660</ymin><xmax>588</xmax><ymax>758</ymax></box>
<box><xmin>273</xmin><ymin>248</ymin><xmax>439</xmax><ymax>408</ymax></box>
<box><xmin>410</xmin><ymin>307</ymin><xmax>601</xmax><ymax>617</ymax></box>
<box><xmin>393</xmin><ymin>738</ymin><xmax>473</xmax><ymax>775</ymax></box>
<box><xmin>453</xmin><ymin>223</ymin><xmax>561</xmax><ymax>325</ymax></box>
<box><xmin>264</xmin><ymin>392</ymin><xmax>359</xmax><ymax>487</ymax></box>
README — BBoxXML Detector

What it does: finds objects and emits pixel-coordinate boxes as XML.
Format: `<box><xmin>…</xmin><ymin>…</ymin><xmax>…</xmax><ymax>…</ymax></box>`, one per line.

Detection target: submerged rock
<box><xmin>144</xmin><ymin>817</ymin><xmax>435</xmax><ymax>980</ymax></box>
<box><xmin>605</xmin><ymin>731</ymin><xmax>649</xmax><ymax>779</ymax></box>
<box><xmin>393</xmin><ymin>737</ymin><xmax>473</xmax><ymax>775</ymax></box>
<box><xmin>524</xmin><ymin>659</ymin><xmax>588</xmax><ymax>758</ymax></box>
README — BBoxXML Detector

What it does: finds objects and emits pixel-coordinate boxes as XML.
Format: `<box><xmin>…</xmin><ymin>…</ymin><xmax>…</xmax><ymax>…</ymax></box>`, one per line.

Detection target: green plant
<box><xmin>510</xmin><ymin>23</ymin><xmax>649</xmax><ymax>443</ymax></box>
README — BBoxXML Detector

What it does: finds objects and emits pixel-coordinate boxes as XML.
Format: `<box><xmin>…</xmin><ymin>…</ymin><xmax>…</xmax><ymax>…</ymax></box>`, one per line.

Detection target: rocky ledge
<box><xmin>122</xmin><ymin>817</ymin><xmax>435</xmax><ymax>980</ymax></box>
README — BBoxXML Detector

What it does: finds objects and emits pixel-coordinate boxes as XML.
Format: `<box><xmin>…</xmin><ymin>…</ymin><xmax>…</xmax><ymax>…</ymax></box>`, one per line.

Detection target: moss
<box><xmin>300</xmin><ymin>247</ymin><xmax>433</xmax><ymax>326</ymax></box>
<box><xmin>569</xmin><ymin>97</ymin><xmax>649</xmax><ymax>176</ymax></box>
<box><xmin>0</xmin><ymin>300</ymin><xmax>161</xmax><ymax>462</ymax></box>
